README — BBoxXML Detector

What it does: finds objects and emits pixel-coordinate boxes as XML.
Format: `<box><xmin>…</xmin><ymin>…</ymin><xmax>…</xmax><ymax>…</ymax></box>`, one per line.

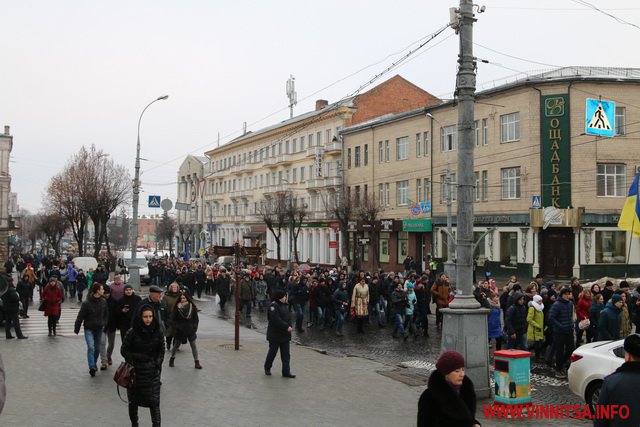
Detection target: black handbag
<box><xmin>38</xmin><ymin>300</ymin><xmax>46</xmax><ymax>312</ymax></box>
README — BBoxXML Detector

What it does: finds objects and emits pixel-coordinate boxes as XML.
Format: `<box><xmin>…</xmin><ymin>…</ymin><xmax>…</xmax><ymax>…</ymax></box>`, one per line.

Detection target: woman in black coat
<box><xmin>417</xmin><ymin>350</ymin><xmax>481</xmax><ymax>427</ymax></box>
<box><xmin>168</xmin><ymin>291</ymin><xmax>201</xmax><ymax>369</ymax></box>
<box><xmin>121</xmin><ymin>303</ymin><xmax>165</xmax><ymax>427</ymax></box>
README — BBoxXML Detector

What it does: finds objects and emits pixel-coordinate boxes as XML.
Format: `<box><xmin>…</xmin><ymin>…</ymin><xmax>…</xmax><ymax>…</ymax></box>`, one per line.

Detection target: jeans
<box><xmin>553</xmin><ymin>332</ymin><xmax>574</xmax><ymax>371</ymax></box>
<box><xmin>294</xmin><ymin>303</ymin><xmax>305</xmax><ymax>330</ymax></box>
<box><xmin>172</xmin><ymin>336</ymin><xmax>199</xmax><ymax>360</ymax></box>
<box><xmin>100</xmin><ymin>329</ymin><xmax>116</xmax><ymax>364</ymax></box>
<box><xmin>371</xmin><ymin>300</ymin><xmax>385</xmax><ymax>326</ymax></box>
<box><xmin>264</xmin><ymin>341</ymin><xmax>291</xmax><ymax>375</ymax></box>
<box><xmin>393</xmin><ymin>313</ymin><xmax>407</xmax><ymax>337</ymax></box>
<box><xmin>507</xmin><ymin>334</ymin><xmax>528</xmax><ymax>350</ymax></box>
<box><xmin>76</xmin><ymin>283</ymin><xmax>85</xmax><ymax>302</ymax></box>
<box><xmin>317</xmin><ymin>307</ymin><xmax>325</xmax><ymax>329</ymax></box>
<box><xmin>84</xmin><ymin>328</ymin><xmax>103</xmax><ymax>370</ymax></box>
<box><xmin>335</xmin><ymin>309</ymin><xmax>345</xmax><ymax>333</ymax></box>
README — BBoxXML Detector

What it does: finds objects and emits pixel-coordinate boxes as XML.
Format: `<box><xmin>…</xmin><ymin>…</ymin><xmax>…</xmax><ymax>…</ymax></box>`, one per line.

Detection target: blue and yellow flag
<box><xmin>618</xmin><ymin>174</ymin><xmax>640</xmax><ymax>237</ymax></box>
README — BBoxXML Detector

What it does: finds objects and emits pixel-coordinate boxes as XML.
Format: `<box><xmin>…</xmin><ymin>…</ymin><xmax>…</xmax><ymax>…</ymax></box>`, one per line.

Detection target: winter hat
<box><xmin>623</xmin><ymin>334</ymin><xmax>640</xmax><ymax>358</ymax></box>
<box><xmin>149</xmin><ymin>285</ymin><xmax>163</xmax><ymax>294</ymax></box>
<box><xmin>531</xmin><ymin>295</ymin><xmax>544</xmax><ymax>312</ymax></box>
<box><xmin>103</xmin><ymin>285</ymin><xmax>111</xmax><ymax>294</ymax></box>
<box><xmin>610</xmin><ymin>294</ymin><xmax>623</xmax><ymax>304</ymax></box>
<box><xmin>272</xmin><ymin>289</ymin><xmax>286</xmax><ymax>300</ymax></box>
<box><xmin>124</xmin><ymin>284</ymin><xmax>133</xmax><ymax>290</ymax></box>
<box><xmin>406</xmin><ymin>282</ymin><xmax>415</xmax><ymax>289</ymax></box>
<box><xmin>436</xmin><ymin>350</ymin><xmax>465</xmax><ymax>376</ymax></box>
<box><xmin>513</xmin><ymin>291</ymin><xmax>524</xmax><ymax>302</ymax></box>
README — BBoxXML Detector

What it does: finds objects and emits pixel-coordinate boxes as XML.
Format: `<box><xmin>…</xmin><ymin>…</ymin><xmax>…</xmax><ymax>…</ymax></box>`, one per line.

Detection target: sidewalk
<box><xmin>1</xmin><ymin>307</ymin><xmax>423</xmax><ymax>427</ymax></box>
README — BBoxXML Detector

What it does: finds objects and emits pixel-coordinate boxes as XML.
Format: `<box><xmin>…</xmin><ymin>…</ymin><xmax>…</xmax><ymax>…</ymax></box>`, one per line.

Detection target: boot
<box><xmin>150</xmin><ymin>405</ymin><xmax>161</xmax><ymax>427</ymax></box>
<box><xmin>169</xmin><ymin>357</ymin><xmax>175</xmax><ymax>367</ymax></box>
<box><xmin>194</xmin><ymin>360</ymin><xmax>202</xmax><ymax>369</ymax></box>
<box><xmin>128</xmin><ymin>403</ymin><xmax>139</xmax><ymax>427</ymax></box>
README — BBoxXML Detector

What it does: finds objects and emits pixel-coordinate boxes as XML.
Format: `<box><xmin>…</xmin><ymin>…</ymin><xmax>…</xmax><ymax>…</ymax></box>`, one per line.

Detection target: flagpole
<box><xmin>627</xmin><ymin>219</ymin><xmax>635</xmax><ymax>270</ymax></box>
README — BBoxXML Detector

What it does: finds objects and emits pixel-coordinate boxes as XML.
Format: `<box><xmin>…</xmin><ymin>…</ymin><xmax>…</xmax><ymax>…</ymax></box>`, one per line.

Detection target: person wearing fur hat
<box><xmin>417</xmin><ymin>350</ymin><xmax>481</xmax><ymax>427</ymax></box>
<box><xmin>527</xmin><ymin>295</ymin><xmax>545</xmax><ymax>360</ymax></box>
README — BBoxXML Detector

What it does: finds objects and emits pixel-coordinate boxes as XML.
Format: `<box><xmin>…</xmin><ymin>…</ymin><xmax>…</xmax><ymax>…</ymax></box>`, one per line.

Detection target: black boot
<box><xmin>128</xmin><ymin>403</ymin><xmax>139</xmax><ymax>427</ymax></box>
<box><xmin>150</xmin><ymin>405</ymin><xmax>161</xmax><ymax>427</ymax></box>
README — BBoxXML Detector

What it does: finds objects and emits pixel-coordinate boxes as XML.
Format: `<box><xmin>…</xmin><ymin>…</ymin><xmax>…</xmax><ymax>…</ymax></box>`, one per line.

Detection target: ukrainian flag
<box><xmin>618</xmin><ymin>174</ymin><xmax>640</xmax><ymax>237</ymax></box>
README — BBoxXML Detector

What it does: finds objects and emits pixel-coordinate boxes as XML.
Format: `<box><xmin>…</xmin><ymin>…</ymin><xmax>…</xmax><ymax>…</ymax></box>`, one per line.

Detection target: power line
<box><xmin>569</xmin><ymin>0</ymin><xmax>640</xmax><ymax>30</ymax></box>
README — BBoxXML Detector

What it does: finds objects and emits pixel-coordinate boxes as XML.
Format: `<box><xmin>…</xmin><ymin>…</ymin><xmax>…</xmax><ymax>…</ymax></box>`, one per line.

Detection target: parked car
<box><xmin>568</xmin><ymin>339</ymin><xmax>625</xmax><ymax>411</ymax></box>
<box><xmin>116</xmin><ymin>251</ymin><xmax>151</xmax><ymax>284</ymax></box>
<box><xmin>72</xmin><ymin>256</ymin><xmax>98</xmax><ymax>273</ymax></box>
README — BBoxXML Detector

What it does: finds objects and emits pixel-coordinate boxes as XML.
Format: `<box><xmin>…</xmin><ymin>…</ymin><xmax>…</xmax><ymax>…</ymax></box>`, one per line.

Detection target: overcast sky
<box><xmin>1</xmin><ymin>0</ymin><xmax>639</xmax><ymax>217</ymax></box>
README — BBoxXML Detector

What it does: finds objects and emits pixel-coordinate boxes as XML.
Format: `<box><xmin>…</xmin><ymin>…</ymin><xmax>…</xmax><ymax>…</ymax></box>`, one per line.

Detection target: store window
<box><xmin>398</xmin><ymin>232</ymin><xmax>409</xmax><ymax>262</ymax></box>
<box><xmin>500</xmin><ymin>232</ymin><xmax>518</xmax><ymax>267</ymax></box>
<box><xmin>379</xmin><ymin>232</ymin><xmax>390</xmax><ymax>263</ymax></box>
<box><xmin>473</xmin><ymin>231</ymin><xmax>486</xmax><ymax>266</ymax></box>
<box><xmin>363</xmin><ymin>231</ymin><xmax>369</xmax><ymax>262</ymax></box>
<box><xmin>596</xmin><ymin>230</ymin><xmax>626</xmax><ymax>263</ymax></box>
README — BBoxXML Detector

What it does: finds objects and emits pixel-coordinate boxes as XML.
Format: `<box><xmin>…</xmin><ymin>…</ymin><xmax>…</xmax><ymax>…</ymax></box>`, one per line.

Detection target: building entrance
<box><xmin>540</xmin><ymin>228</ymin><xmax>574</xmax><ymax>279</ymax></box>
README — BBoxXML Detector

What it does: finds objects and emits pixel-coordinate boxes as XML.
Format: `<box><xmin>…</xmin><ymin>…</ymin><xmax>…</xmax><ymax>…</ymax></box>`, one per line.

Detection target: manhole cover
<box><xmin>219</xmin><ymin>344</ymin><xmax>242</xmax><ymax>350</ymax></box>
<box><xmin>378</xmin><ymin>368</ymin><xmax>429</xmax><ymax>386</ymax></box>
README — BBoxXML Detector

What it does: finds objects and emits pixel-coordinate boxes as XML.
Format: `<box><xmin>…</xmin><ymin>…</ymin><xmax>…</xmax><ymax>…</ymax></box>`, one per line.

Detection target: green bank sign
<box><xmin>540</xmin><ymin>94</ymin><xmax>571</xmax><ymax>208</ymax></box>
<box><xmin>402</xmin><ymin>219</ymin><xmax>432</xmax><ymax>232</ymax></box>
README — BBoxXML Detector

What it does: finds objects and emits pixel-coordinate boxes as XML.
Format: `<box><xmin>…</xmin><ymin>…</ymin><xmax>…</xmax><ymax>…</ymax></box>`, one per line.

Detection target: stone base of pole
<box><xmin>128</xmin><ymin>264</ymin><xmax>141</xmax><ymax>291</ymax></box>
<box><xmin>440</xmin><ymin>306</ymin><xmax>491</xmax><ymax>399</ymax></box>
<box><xmin>443</xmin><ymin>261</ymin><xmax>456</xmax><ymax>286</ymax></box>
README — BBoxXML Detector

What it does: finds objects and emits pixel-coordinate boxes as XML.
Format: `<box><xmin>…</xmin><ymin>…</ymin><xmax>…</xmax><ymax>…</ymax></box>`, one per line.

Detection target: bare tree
<box><xmin>37</xmin><ymin>213</ymin><xmax>68</xmax><ymax>256</ymax></box>
<box><xmin>356</xmin><ymin>193</ymin><xmax>383</xmax><ymax>269</ymax></box>
<box><xmin>177</xmin><ymin>223</ymin><xmax>198</xmax><ymax>255</ymax></box>
<box><xmin>256</xmin><ymin>194</ymin><xmax>287</xmax><ymax>265</ymax></box>
<box><xmin>157</xmin><ymin>210</ymin><xmax>176</xmax><ymax>254</ymax></box>
<box><xmin>48</xmin><ymin>163</ymin><xmax>88</xmax><ymax>255</ymax></box>
<box><xmin>284</xmin><ymin>194</ymin><xmax>308</xmax><ymax>264</ymax></box>
<box><xmin>327</xmin><ymin>190</ymin><xmax>356</xmax><ymax>266</ymax></box>
<box><xmin>18</xmin><ymin>210</ymin><xmax>39</xmax><ymax>252</ymax></box>
<box><xmin>108</xmin><ymin>207</ymin><xmax>130</xmax><ymax>250</ymax></box>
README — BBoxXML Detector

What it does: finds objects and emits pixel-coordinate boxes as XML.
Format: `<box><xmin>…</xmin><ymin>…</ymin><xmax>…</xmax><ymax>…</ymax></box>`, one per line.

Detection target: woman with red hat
<box><xmin>417</xmin><ymin>350</ymin><xmax>481</xmax><ymax>427</ymax></box>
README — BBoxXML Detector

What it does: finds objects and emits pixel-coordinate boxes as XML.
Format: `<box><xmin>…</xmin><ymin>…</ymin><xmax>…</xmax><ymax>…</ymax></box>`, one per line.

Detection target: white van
<box><xmin>116</xmin><ymin>251</ymin><xmax>150</xmax><ymax>284</ymax></box>
<box><xmin>72</xmin><ymin>256</ymin><xmax>98</xmax><ymax>272</ymax></box>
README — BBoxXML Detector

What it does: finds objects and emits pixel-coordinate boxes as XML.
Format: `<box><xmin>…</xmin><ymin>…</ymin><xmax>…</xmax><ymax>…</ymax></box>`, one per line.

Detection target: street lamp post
<box><xmin>130</xmin><ymin>95</ymin><xmax>168</xmax><ymax>291</ymax></box>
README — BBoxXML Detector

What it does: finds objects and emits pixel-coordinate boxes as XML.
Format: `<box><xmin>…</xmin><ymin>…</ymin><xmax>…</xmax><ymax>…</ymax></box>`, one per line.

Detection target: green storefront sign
<box><xmin>540</xmin><ymin>94</ymin><xmax>571</xmax><ymax>208</ymax></box>
<box><xmin>402</xmin><ymin>219</ymin><xmax>432</xmax><ymax>232</ymax></box>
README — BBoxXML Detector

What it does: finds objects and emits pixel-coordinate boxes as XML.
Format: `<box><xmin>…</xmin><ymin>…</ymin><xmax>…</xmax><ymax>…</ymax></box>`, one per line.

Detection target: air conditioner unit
<box><xmin>635</xmin><ymin>165</ymin><xmax>640</xmax><ymax>175</ymax></box>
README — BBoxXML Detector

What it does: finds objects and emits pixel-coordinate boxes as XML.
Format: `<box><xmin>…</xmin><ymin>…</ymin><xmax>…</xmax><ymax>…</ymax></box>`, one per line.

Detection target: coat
<box><xmin>487</xmin><ymin>300</ymin><xmax>503</xmax><ymax>339</ymax></box>
<box><xmin>0</xmin><ymin>286</ymin><xmax>20</xmax><ymax>317</ymax></box>
<box><xmin>431</xmin><ymin>281</ymin><xmax>451</xmax><ymax>308</ymax></box>
<box><xmin>121</xmin><ymin>305</ymin><xmax>164</xmax><ymax>408</ymax></box>
<box><xmin>267</xmin><ymin>300</ymin><xmax>292</xmax><ymax>343</ymax></box>
<box><xmin>239</xmin><ymin>277</ymin><xmax>254</xmax><ymax>300</ymax></box>
<box><xmin>598</xmin><ymin>302</ymin><xmax>622</xmax><ymax>341</ymax></box>
<box><xmin>548</xmin><ymin>298</ymin><xmax>574</xmax><ymax>335</ymax></box>
<box><xmin>505</xmin><ymin>295</ymin><xmax>528</xmax><ymax>336</ymax></box>
<box><xmin>171</xmin><ymin>302</ymin><xmax>199</xmax><ymax>343</ymax></box>
<box><xmin>594</xmin><ymin>361</ymin><xmax>640</xmax><ymax>427</ymax></box>
<box><xmin>117</xmin><ymin>293</ymin><xmax>142</xmax><ymax>332</ymax></box>
<box><xmin>526</xmin><ymin>305</ymin><xmax>544</xmax><ymax>342</ymax></box>
<box><xmin>42</xmin><ymin>283</ymin><xmax>63</xmax><ymax>317</ymax></box>
<box><xmin>417</xmin><ymin>371</ymin><xmax>480</xmax><ymax>427</ymax></box>
<box><xmin>351</xmin><ymin>283</ymin><xmax>369</xmax><ymax>317</ymax></box>
<box><xmin>74</xmin><ymin>295</ymin><xmax>108</xmax><ymax>333</ymax></box>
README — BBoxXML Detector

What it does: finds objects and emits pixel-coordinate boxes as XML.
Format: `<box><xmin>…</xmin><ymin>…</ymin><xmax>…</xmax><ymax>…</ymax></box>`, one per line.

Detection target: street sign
<box><xmin>160</xmin><ymin>198</ymin><xmax>173</xmax><ymax>211</ymax></box>
<box><xmin>329</xmin><ymin>241</ymin><xmax>338</xmax><ymax>248</ymax></box>
<box><xmin>420</xmin><ymin>202</ymin><xmax>431</xmax><ymax>214</ymax></box>
<box><xmin>531</xmin><ymin>195</ymin><xmax>541</xmax><ymax>209</ymax></box>
<box><xmin>175</xmin><ymin>202</ymin><xmax>190</xmax><ymax>211</ymax></box>
<box><xmin>585</xmin><ymin>98</ymin><xmax>615</xmax><ymax>137</ymax></box>
<box><xmin>148</xmin><ymin>195</ymin><xmax>161</xmax><ymax>208</ymax></box>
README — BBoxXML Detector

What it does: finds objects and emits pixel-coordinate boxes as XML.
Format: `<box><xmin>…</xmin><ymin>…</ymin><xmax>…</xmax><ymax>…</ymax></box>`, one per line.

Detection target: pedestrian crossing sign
<box><xmin>585</xmin><ymin>98</ymin><xmax>615</xmax><ymax>137</ymax></box>
<box><xmin>148</xmin><ymin>195</ymin><xmax>161</xmax><ymax>208</ymax></box>
<box><xmin>531</xmin><ymin>195</ymin><xmax>541</xmax><ymax>209</ymax></box>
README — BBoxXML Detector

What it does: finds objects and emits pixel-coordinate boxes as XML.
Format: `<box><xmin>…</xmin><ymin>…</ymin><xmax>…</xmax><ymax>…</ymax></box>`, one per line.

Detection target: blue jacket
<box><xmin>548</xmin><ymin>298</ymin><xmax>574</xmax><ymax>334</ymax></box>
<box><xmin>66</xmin><ymin>266</ymin><xmax>78</xmax><ymax>283</ymax></box>
<box><xmin>597</xmin><ymin>302</ymin><xmax>621</xmax><ymax>341</ymax></box>
<box><xmin>405</xmin><ymin>291</ymin><xmax>417</xmax><ymax>316</ymax></box>
<box><xmin>487</xmin><ymin>302</ymin><xmax>503</xmax><ymax>339</ymax></box>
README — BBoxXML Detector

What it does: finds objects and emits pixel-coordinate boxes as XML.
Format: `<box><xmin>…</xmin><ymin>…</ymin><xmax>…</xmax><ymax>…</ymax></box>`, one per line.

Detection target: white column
<box><xmin>319</xmin><ymin>229</ymin><xmax>326</xmax><ymax>264</ymax></box>
<box><xmin>301</xmin><ymin>229</ymin><xmax>307</xmax><ymax>262</ymax></box>
<box><xmin>329</xmin><ymin>228</ymin><xmax>337</xmax><ymax>265</ymax></box>
<box><xmin>573</xmin><ymin>227</ymin><xmax>580</xmax><ymax>278</ymax></box>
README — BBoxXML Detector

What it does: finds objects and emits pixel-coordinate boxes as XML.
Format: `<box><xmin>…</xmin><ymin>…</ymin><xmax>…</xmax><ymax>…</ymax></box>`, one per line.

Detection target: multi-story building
<box><xmin>202</xmin><ymin>75</ymin><xmax>438</xmax><ymax>265</ymax></box>
<box><xmin>138</xmin><ymin>216</ymin><xmax>161</xmax><ymax>251</ymax></box>
<box><xmin>0</xmin><ymin>126</ymin><xmax>14</xmax><ymax>267</ymax></box>
<box><xmin>341</xmin><ymin>67</ymin><xmax>640</xmax><ymax>280</ymax></box>
<box><xmin>176</xmin><ymin>155</ymin><xmax>209</xmax><ymax>255</ymax></box>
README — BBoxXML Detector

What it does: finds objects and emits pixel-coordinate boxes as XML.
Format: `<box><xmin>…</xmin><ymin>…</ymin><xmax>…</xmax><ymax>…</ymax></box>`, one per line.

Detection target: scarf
<box><xmin>177</xmin><ymin>302</ymin><xmax>193</xmax><ymax>320</ymax></box>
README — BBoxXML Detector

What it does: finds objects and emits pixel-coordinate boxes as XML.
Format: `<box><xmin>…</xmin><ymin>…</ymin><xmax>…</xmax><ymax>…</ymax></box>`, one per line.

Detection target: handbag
<box><xmin>578</xmin><ymin>318</ymin><xmax>591</xmax><ymax>330</ymax></box>
<box><xmin>349</xmin><ymin>306</ymin><xmax>356</xmax><ymax>319</ymax></box>
<box><xmin>38</xmin><ymin>300</ymin><xmax>46</xmax><ymax>312</ymax></box>
<box><xmin>113</xmin><ymin>361</ymin><xmax>136</xmax><ymax>388</ymax></box>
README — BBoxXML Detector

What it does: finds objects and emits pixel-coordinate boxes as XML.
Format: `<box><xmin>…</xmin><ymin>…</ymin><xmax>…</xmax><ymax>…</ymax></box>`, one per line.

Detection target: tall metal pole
<box><xmin>234</xmin><ymin>242</ymin><xmax>241</xmax><ymax>350</ymax></box>
<box><xmin>451</xmin><ymin>0</ymin><xmax>478</xmax><ymax>309</ymax></box>
<box><xmin>130</xmin><ymin>95</ymin><xmax>168</xmax><ymax>290</ymax></box>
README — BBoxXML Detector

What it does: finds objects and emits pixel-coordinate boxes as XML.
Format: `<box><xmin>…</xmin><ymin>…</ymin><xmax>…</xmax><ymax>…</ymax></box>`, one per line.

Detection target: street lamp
<box><xmin>130</xmin><ymin>95</ymin><xmax>168</xmax><ymax>290</ymax></box>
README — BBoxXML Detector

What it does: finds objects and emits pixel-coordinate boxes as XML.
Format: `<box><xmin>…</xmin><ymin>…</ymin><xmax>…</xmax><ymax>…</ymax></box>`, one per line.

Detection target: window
<box><xmin>347</xmin><ymin>148</ymin><xmax>352</xmax><ymax>169</ymax></box>
<box><xmin>385</xmin><ymin>140</ymin><xmax>390</xmax><ymax>162</ymax></box>
<box><xmin>285</xmin><ymin>140</ymin><xmax>290</xmax><ymax>154</ymax></box>
<box><xmin>385</xmin><ymin>183</ymin><xmax>390</xmax><ymax>207</ymax></box>
<box><xmin>271</xmin><ymin>145</ymin><xmax>276</xmax><ymax>157</ymax></box>
<box><xmin>396</xmin><ymin>136</ymin><xmax>409</xmax><ymax>160</ymax></box>
<box><xmin>596</xmin><ymin>230</ymin><xmax>626</xmax><ymax>263</ymax></box>
<box><xmin>397</xmin><ymin>180</ymin><xmax>409</xmax><ymax>206</ymax></box>
<box><xmin>379</xmin><ymin>184</ymin><xmax>384</xmax><ymax>206</ymax></box>
<box><xmin>474</xmin><ymin>171</ymin><xmax>480</xmax><ymax>201</ymax></box>
<box><xmin>308</xmin><ymin>134</ymin><xmax>313</xmax><ymax>147</ymax></box>
<box><xmin>416</xmin><ymin>133</ymin><xmax>422</xmax><ymax>157</ymax></box>
<box><xmin>482</xmin><ymin>119</ymin><xmax>488</xmax><ymax>145</ymax></box>
<box><xmin>417</xmin><ymin>179</ymin><xmax>423</xmax><ymax>202</ymax></box>
<box><xmin>326</xmin><ymin>161</ymin><xmax>332</xmax><ymax>178</ymax></box>
<box><xmin>597</xmin><ymin>163</ymin><xmax>626</xmax><ymax>197</ymax></box>
<box><xmin>482</xmin><ymin>170</ymin><xmax>488</xmax><ymax>201</ymax></box>
<box><xmin>326</xmin><ymin>129</ymin><xmax>332</xmax><ymax>144</ymax></box>
<box><xmin>424</xmin><ymin>178</ymin><xmax>431</xmax><ymax>202</ymax></box>
<box><xmin>423</xmin><ymin>131</ymin><xmax>429</xmax><ymax>156</ymax></box>
<box><xmin>355</xmin><ymin>185</ymin><xmax>361</xmax><ymax>203</ymax></box>
<box><xmin>615</xmin><ymin>107</ymin><xmax>626</xmax><ymax>136</ymax></box>
<box><xmin>441</xmin><ymin>125</ymin><xmax>457</xmax><ymax>151</ymax></box>
<box><xmin>440</xmin><ymin>173</ymin><xmax>457</xmax><ymax>203</ymax></box>
<box><xmin>364</xmin><ymin>144</ymin><xmax>368</xmax><ymax>166</ymax></box>
<box><xmin>278</xmin><ymin>142</ymin><xmax>283</xmax><ymax>155</ymax></box>
<box><xmin>398</xmin><ymin>232</ymin><xmax>409</xmax><ymax>262</ymax></box>
<box><xmin>260</xmin><ymin>175</ymin><xmax>263</xmax><ymax>187</ymax></box>
<box><xmin>292</xmin><ymin>138</ymin><xmax>297</xmax><ymax>153</ymax></box>
<box><xmin>354</xmin><ymin>146</ymin><xmax>361</xmax><ymax>167</ymax></box>
<box><xmin>378</xmin><ymin>141</ymin><xmax>383</xmax><ymax>163</ymax></box>
<box><xmin>500</xmin><ymin>232</ymin><xmax>518</xmax><ymax>267</ymax></box>
<box><xmin>300</xmin><ymin>136</ymin><xmax>306</xmax><ymax>151</ymax></box>
<box><xmin>364</xmin><ymin>184</ymin><xmax>368</xmax><ymax>199</ymax></box>
<box><xmin>474</xmin><ymin>231</ymin><xmax>486</xmax><ymax>263</ymax></box>
<box><xmin>316</xmin><ymin>131</ymin><xmax>322</xmax><ymax>146</ymax></box>
<box><xmin>474</xmin><ymin>120</ymin><xmax>480</xmax><ymax>147</ymax></box>
<box><xmin>379</xmin><ymin>233</ymin><xmax>390</xmax><ymax>263</ymax></box>
<box><xmin>501</xmin><ymin>167</ymin><xmax>521</xmax><ymax>199</ymax></box>
<box><xmin>300</xmin><ymin>167</ymin><xmax>305</xmax><ymax>182</ymax></box>
<box><xmin>500</xmin><ymin>112</ymin><xmax>520</xmax><ymax>143</ymax></box>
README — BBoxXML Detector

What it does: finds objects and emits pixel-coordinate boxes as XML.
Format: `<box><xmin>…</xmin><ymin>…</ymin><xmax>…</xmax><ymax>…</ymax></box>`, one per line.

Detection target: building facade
<box><xmin>341</xmin><ymin>67</ymin><xmax>640</xmax><ymax>280</ymax></box>
<box><xmin>0</xmin><ymin>126</ymin><xmax>14</xmax><ymax>268</ymax></box>
<box><xmin>176</xmin><ymin>155</ymin><xmax>209</xmax><ymax>256</ymax></box>
<box><xmin>201</xmin><ymin>75</ymin><xmax>438</xmax><ymax>265</ymax></box>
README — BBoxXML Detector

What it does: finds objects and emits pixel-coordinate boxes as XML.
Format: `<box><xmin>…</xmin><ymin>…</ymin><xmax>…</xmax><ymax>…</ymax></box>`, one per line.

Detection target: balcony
<box><xmin>262</xmin><ymin>154</ymin><xmax>292</xmax><ymax>168</ymax></box>
<box><xmin>207</xmin><ymin>193</ymin><xmax>224</xmax><ymax>201</ymax></box>
<box><xmin>306</xmin><ymin>177</ymin><xmax>325</xmax><ymax>189</ymax></box>
<box><xmin>229</xmin><ymin>190</ymin><xmax>253</xmax><ymax>199</ymax></box>
<box><xmin>230</xmin><ymin>163</ymin><xmax>252</xmax><ymax>174</ymax></box>
<box><xmin>324</xmin><ymin>140</ymin><xmax>342</xmax><ymax>153</ymax></box>
<box><xmin>263</xmin><ymin>184</ymin><xmax>289</xmax><ymax>195</ymax></box>
<box><xmin>306</xmin><ymin>146</ymin><xmax>323</xmax><ymax>157</ymax></box>
<box><xmin>323</xmin><ymin>176</ymin><xmax>343</xmax><ymax>187</ymax></box>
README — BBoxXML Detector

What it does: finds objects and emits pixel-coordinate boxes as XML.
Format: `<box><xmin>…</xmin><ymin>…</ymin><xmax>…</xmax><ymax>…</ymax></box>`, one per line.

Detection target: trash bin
<box><xmin>494</xmin><ymin>350</ymin><xmax>532</xmax><ymax>405</ymax></box>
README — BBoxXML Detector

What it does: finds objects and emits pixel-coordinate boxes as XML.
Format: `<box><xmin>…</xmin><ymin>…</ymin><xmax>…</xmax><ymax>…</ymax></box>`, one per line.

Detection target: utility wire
<box><xmin>569</xmin><ymin>0</ymin><xmax>640</xmax><ymax>30</ymax></box>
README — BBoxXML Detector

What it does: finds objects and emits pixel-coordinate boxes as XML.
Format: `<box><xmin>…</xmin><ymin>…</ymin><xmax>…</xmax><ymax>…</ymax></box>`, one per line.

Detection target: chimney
<box><xmin>4</xmin><ymin>126</ymin><xmax>9</xmax><ymax>136</ymax></box>
<box><xmin>315</xmin><ymin>99</ymin><xmax>328</xmax><ymax>111</ymax></box>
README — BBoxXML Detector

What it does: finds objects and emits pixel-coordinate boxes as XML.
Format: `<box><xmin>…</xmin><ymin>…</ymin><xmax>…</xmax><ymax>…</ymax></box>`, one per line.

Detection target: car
<box><xmin>117</xmin><ymin>251</ymin><xmax>151</xmax><ymax>284</ymax></box>
<box><xmin>72</xmin><ymin>256</ymin><xmax>98</xmax><ymax>273</ymax></box>
<box><xmin>568</xmin><ymin>339</ymin><xmax>625</xmax><ymax>411</ymax></box>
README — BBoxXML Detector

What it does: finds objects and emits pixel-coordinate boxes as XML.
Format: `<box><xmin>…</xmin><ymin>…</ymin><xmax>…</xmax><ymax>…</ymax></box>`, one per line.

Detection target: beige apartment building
<box><xmin>342</xmin><ymin>67</ymin><xmax>640</xmax><ymax>280</ymax></box>
<box><xmin>176</xmin><ymin>155</ymin><xmax>209</xmax><ymax>255</ymax></box>
<box><xmin>200</xmin><ymin>76</ymin><xmax>438</xmax><ymax>265</ymax></box>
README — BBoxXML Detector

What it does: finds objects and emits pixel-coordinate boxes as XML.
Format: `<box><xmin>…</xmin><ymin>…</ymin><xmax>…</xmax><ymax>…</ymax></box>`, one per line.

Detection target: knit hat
<box><xmin>272</xmin><ymin>289</ymin><xmax>286</xmax><ymax>300</ymax></box>
<box><xmin>103</xmin><ymin>285</ymin><xmax>111</xmax><ymax>294</ymax></box>
<box><xmin>610</xmin><ymin>294</ymin><xmax>623</xmax><ymax>304</ymax></box>
<box><xmin>124</xmin><ymin>284</ymin><xmax>133</xmax><ymax>290</ymax></box>
<box><xmin>406</xmin><ymin>282</ymin><xmax>415</xmax><ymax>289</ymax></box>
<box><xmin>531</xmin><ymin>294</ymin><xmax>544</xmax><ymax>312</ymax></box>
<box><xmin>623</xmin><ymin>334</ymin><xmax>640</xmax><ymax>358</ymax></box>
<box><xmin>436</xmin><ymin>350</ymin><xmax>465</xmax><ymax>375</ymax></box>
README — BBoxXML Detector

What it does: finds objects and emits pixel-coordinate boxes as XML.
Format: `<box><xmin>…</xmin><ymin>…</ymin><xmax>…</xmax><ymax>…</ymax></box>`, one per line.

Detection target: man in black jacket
<box><xmin>1</xmin><ymin>277</ymin><xmax>27</xmax><ymax>339</ymax></box>
<box><xmin>74</xmin><ymin>282</ymin><xmax>108</xmax><ymax>376</ymax></box>
<box><xmin>264</xmin><ymin>289</ymin><xmax>295</xmax><ymax>378</ymax></box>
<box><xmin>595</xmin><ymin>334</ymin><xmax>640</xmax><ymax>427</ymax></box>
<box><xmin>505</xmin><ymin>292</ymin><xmax>528</xmax><ymax>350</ymax></box>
